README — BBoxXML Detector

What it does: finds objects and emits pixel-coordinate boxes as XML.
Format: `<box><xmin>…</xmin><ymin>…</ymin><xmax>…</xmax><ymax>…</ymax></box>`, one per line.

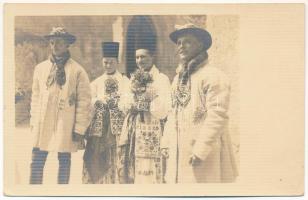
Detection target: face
<box><xmin>49</xmin><ymin>38</ymin><xmax>70</xmax><ymax>57</ymax></box>
<box><xmin>135</xmin><ymin>49</ymin><xmax>153</xmax><ymax>71</ymax></box>
<box><xmin>177</xmin><ymin>34</ymin><xmax>203</xmax><ymax>62</ymax></box>
<box><xmin>102</xmin><ymin>57</ymin><xmax>118</xmax><ymax>74</ymax></box>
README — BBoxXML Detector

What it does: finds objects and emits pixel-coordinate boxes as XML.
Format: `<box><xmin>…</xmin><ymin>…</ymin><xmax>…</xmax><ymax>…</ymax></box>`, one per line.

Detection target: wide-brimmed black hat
<box><xmin>102</xmin><ymin>42</ymin><xmax>119</xmax><ymax>58</ymax></box>
<box><xmin>169</xmin><ymin>23</ymin><xmax>212</xmax><ymax>50</ymax></box>
<box><xmin>44</xmin><ymin>27</ymin><xmax>76</xmax><ymax>44</ymax></box>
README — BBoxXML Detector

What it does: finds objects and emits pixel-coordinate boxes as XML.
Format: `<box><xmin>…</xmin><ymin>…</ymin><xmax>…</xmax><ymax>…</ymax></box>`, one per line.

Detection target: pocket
<box><xmin>68</xmin><ymin>92</ymin><xmax>77</xmax><ymax>107</ymax></box>
<box><xmin>193</xmin><ymin>106</ymin><xmax>207</xmax><ymax>124</ymax></box>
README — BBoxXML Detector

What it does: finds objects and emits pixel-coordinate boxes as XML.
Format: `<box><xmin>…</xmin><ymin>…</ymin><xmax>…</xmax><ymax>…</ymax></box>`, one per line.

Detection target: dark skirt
<box><xmin>82</xmin><ymin>129</ymin><xmax>118</xmax><ymax>184</ymax></box>
<box><xmin>82</xmin><ymin>105</ymin><xmax>125</xmax><ymax>184</ymax></box>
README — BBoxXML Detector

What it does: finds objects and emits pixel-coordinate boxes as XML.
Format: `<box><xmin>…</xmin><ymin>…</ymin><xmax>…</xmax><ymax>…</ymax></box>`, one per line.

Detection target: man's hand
<box><xmin>189</xmin><ymin>154</ymin><xmax>202</xmax><ymax>166</ymax></box>
<box><xmin>161</xmin><ymin>148</ymin><xmax>169</xmax><ymax>158</ymax></box>
<box><xmin>72</xmin><ymin>132</ymin><xmax>85</xmax><ymax>149</ymax></box>
<box><xmin>136</xmin><ymin>100</ymin><xmax>150</xmax><ymax>112</ymax></box>
<box><xmin>130</xmin><ymin>99</ymin><xmax>149</xmax><ymax>112</ymax></box>
<box><xmin>72</xmin><ymin>132</ymin><xmax>84</xmax><ymax>142</ymax></box>
<box><xmin>129</xmin><ymin>103</ymin><xmax>139</xmax><ymax>115</ymax></box>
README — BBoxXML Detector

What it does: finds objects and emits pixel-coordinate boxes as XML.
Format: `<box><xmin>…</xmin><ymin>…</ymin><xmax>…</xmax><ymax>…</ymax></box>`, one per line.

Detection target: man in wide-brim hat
<box><xmin>29</xmin><ymin>27</ymin><xmax>91</xmax><ymax>184</ymax></box>
<box><xmin>161</xmin><ymin>24</ymin><xmax>238</xmax><ymax>183</ymax></box>
<box><xmin>169</xmin><ymin>23</ymin><xmax>212</xmax><ymax>51</ymax></box>
<box><xmin>43</xmin><ymin>27</ymin><xmax>76</xmax><ymax>44</ymax></box>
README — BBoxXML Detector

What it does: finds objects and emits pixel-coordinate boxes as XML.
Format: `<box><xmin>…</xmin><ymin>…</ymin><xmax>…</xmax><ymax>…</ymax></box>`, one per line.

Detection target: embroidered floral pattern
<box><xmin>134</xmin><ymin>157</ymin><xmax>162</xmax><ymax>183</ymax></box>
<box><xmin>104</xmin><ymin>78</ymin><xmax>119</xmax><ymax>95</ymax></box>
<box><xmin>109</xmin><ymin>108</ymin><xmax>125</xmax><ymax>135</ymax></box>
<box><xmin>135</xmin><ymin>121</ymin><xmax>161</xmax><ymax>158</ymax></box>
<box><xmin>174</xmin><ymin>83</ymin><xmax>191</xmax><ymax>108</ymax></box>
<box><xmin>87</xmin><ymin>104</ymin><xmax>109</xmax><ymax>137</ymax></box>
<box><xmin>131</xmin><ymin>69</ymin><xmax>153</xmax><ymax>94</ymax></box>
<box><xmin>130</xmin><ymin>69</ymin><xmax>154</xmax><ymax>122</ymax></box>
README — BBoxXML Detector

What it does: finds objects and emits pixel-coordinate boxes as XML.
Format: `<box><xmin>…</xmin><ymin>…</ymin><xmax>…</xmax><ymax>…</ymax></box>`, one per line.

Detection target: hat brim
<box><xmin>169</xmin><ymin>28</ymin><xmax>212</xmax><ymax>50</ymax></box>
<box><xmin>44</xmin><ymin>34</ymin><xmax>76</xmax><ymax>44</ymax></box>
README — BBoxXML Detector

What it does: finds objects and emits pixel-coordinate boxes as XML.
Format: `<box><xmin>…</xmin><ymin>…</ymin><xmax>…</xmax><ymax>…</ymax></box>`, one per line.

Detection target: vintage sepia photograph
<box><xmin>3</xmin><ymin>3</ymin><xmax>304</xmax><ymax>197</ymax></box>
<box><xmin>14</xmin><ymin>14</ymin><xmax>239</xmax><ymax>185</ymax></box>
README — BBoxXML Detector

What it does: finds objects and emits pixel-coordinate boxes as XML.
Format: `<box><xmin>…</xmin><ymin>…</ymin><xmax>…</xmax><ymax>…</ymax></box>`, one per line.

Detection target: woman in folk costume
<box><xmin>82</xmin><ymin>42</ymin><xmax>130</xmax><ymax>184</ymax></box>
<box><xmin>29</xmin><ymin>27</ymin><xmax>91</xmax><ymax>184</ymax></box>
<box><xmin>118</xmin><ymin>42</ymin><xmax>172</xmax><ymax>184</ymax></box>
<box><xmin>161</xmin><ymin>24</ymin><xmax>238</xmax><ymax>183</ymax></box>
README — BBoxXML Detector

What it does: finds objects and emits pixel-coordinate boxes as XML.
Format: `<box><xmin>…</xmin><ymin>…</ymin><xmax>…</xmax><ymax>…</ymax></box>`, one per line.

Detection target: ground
<box><xmin>13</xmin><ymin>125</ymin><xmax>239</xmax><ymax>184</ymax></box>
<box><xmin>14</xmin><ymin>126</ymin><xmax>84</xmax><ymax>184</ymax></box>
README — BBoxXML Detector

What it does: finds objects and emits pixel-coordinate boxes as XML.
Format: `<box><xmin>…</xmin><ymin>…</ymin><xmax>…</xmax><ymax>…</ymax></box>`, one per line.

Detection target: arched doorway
<box><xmin>125</xmin><ymin>16</ymin><xmax>157</xmax><ymax>78</ymax></box>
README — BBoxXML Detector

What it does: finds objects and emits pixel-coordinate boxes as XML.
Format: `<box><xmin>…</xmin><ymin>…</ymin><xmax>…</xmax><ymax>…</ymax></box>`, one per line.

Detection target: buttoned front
<box><xmin>30</xmin><ymin>58</ymin><xmax>91</xmax><ymax>152</ymax></box>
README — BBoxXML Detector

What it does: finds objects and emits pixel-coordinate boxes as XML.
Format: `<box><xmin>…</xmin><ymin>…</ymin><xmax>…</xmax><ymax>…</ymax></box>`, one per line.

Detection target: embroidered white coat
<box><xmin>118</xmin><ymin>65</ymin><xmax>172</xmax><ymax>183</ymax></box>
<box><xmin>162</xmin><ymin>61</ymin><xmax>238</xmax><ymax>183</ymax></box>
<box><xmin>30</xmin><ymin>58</ymin><xmax>92</xmax><ymax>152</ymax></box>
